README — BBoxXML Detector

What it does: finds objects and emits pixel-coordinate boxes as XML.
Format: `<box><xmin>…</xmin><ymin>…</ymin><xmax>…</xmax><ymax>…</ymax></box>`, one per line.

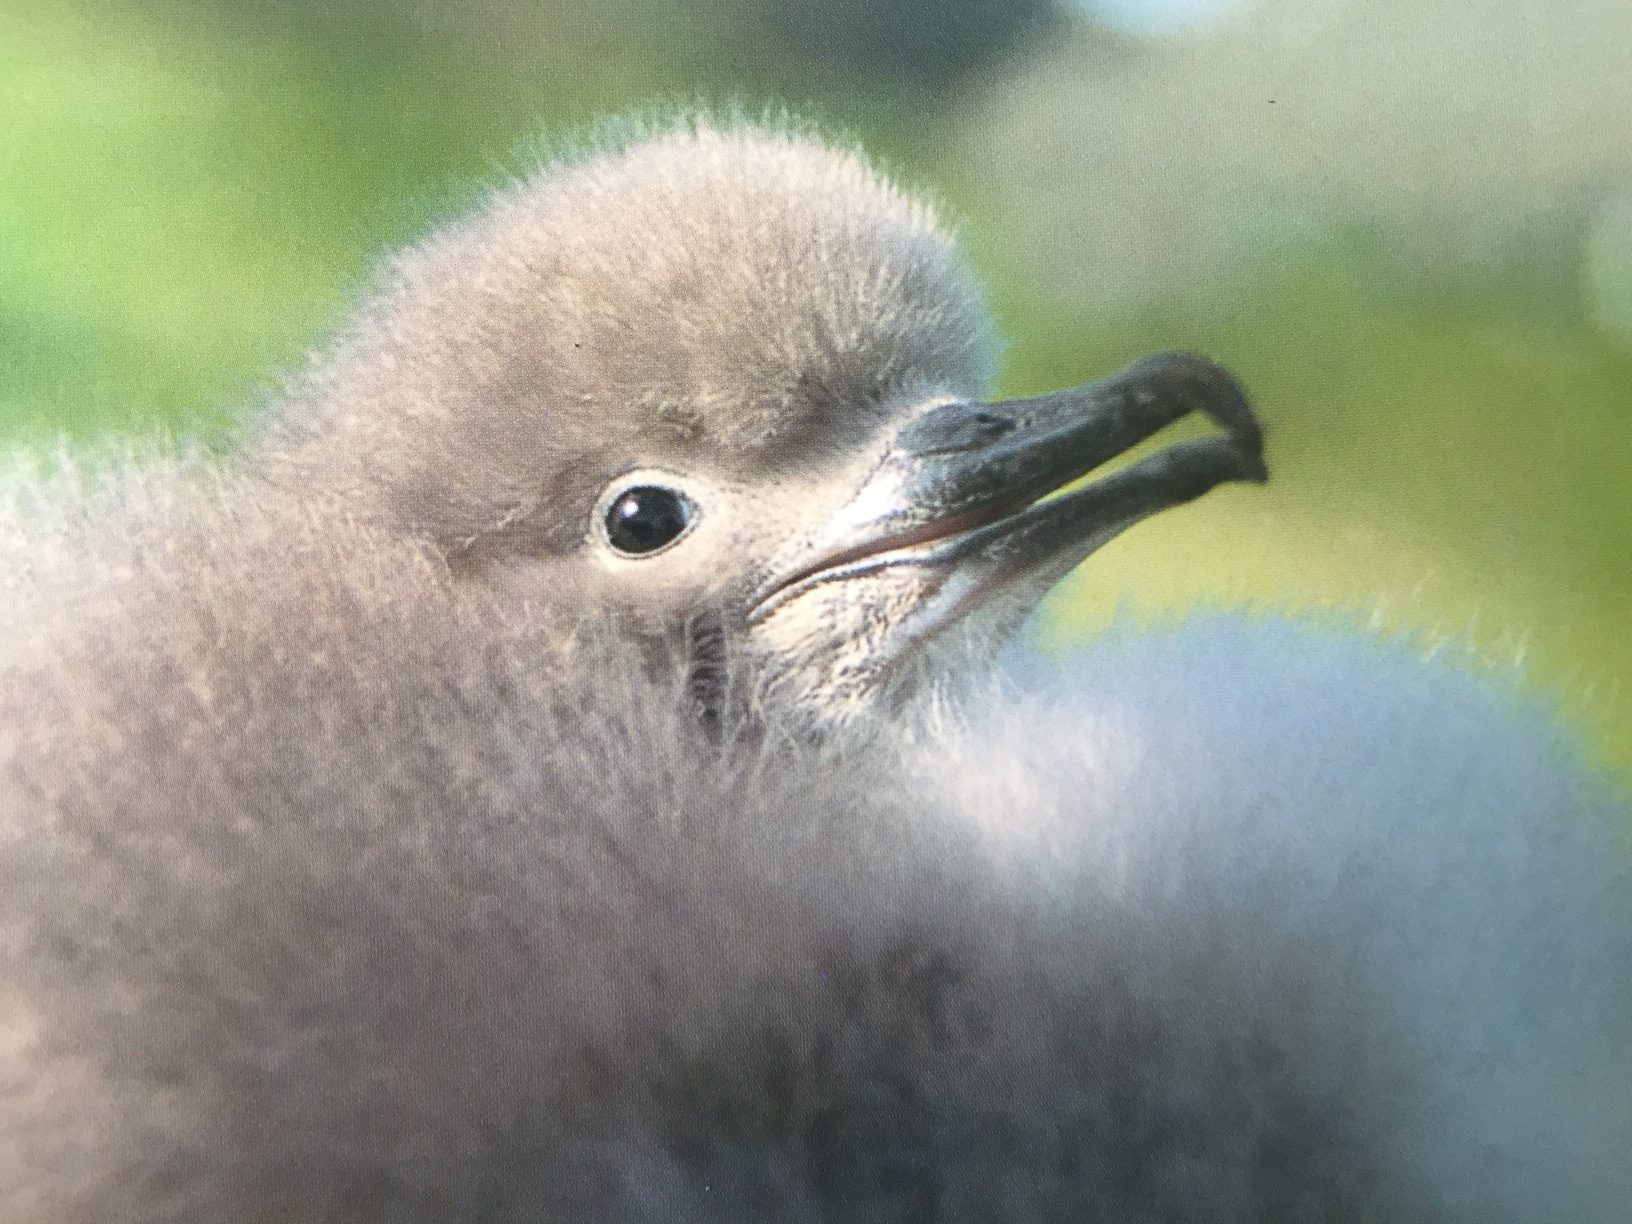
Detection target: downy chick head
<box><xmin>265</xmin><ymin>117</ymin><xmax>1266</xmax><ymax>729</ymax></box>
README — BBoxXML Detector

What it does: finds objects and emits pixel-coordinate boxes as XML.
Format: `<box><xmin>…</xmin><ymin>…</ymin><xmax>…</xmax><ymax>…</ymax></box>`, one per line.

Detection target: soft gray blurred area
<box><xmin>962</xmin><ymin>0</ymin><xmax>1632</xmax><ymax>330</ymax></box>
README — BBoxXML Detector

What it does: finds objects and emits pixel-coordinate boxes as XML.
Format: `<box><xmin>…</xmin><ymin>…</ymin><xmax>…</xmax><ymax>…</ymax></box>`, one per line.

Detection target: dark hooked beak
<box><xmin>750</xmin><ymin>351</ymin><xmax>1266</xmax><ymax>624</ymax></box>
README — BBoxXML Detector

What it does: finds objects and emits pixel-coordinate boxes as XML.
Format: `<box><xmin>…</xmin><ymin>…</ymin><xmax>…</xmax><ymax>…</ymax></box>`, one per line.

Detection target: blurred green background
<box><xmin>4</xmin><ymin>0</ymin><xmax>1629</xmax><ymax>773</ymax></box>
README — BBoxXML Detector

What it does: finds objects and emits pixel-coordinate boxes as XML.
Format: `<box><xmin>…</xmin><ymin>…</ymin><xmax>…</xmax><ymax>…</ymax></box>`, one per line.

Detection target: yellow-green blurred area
<box><xmin>4</xmin><ymin>0</ymin><xmax>1630</xmax><ymax>773</ymax></box>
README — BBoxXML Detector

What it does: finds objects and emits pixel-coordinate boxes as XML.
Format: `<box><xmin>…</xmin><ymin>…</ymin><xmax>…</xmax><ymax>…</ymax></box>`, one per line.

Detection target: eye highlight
<box><xmin>603</xmin><ymin>484</ymin><xmax>695</xmax><ymax>556</ymax></box>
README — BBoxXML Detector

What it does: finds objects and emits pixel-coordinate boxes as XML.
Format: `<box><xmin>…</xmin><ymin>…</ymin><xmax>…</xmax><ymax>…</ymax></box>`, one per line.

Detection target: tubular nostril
<box><xmin>900</xmin><ymin>403</ymin><xmax>1017</xmax><ymax>456</ymax></box>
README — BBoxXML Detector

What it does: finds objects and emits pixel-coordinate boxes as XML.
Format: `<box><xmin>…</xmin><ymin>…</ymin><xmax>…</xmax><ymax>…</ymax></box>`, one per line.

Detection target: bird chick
<box><xmin>254</xmin><ymin>119</ymin><xmax>1262</xmax><ymax>729</ymax></box>
<box><xmin>1</xmin><ymin>116</ymin><xmax>1626</xmax><ymax>1224</ymax></box>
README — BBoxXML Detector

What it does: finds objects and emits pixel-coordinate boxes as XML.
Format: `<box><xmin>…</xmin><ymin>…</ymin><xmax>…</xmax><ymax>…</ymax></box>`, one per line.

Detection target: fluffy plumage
<box><xmin>2</xmin><ymin>117</ymin><xmax>1628</xmax><ymax>1222</ymax></box>
<box><xmin>260</xmin><ymin>120</ymin><xmax>995</xmax><ymax>558</ymax></box>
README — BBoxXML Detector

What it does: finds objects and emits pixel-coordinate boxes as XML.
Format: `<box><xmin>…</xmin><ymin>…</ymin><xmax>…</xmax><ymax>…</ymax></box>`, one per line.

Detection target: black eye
<box><xmin>604</xmin><ymin>485</ymin><xmax>694</xmax><ymax>556</ymax></box>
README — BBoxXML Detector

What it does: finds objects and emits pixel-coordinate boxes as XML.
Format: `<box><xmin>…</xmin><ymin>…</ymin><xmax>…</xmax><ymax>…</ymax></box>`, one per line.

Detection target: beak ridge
<box><xmin>751</xmin><ymin>351</ymin><xmax>1266</xmax><ymax>619</ymax></box>
<box><xmin>897</xmin><ymin>351</ymin><xmax>1264</xmax><ymax>505</ymax></box>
